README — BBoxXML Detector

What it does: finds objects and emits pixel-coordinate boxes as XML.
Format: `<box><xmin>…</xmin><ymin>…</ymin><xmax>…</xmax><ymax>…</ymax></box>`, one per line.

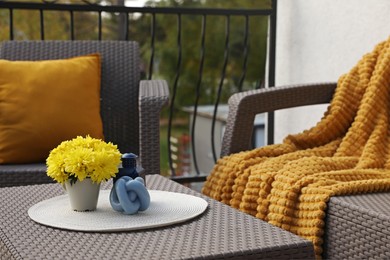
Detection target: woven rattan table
<box><xmin>0</xmin><ymin>174</ymin><xmax>314</xmax><ymax>259</ymax></box>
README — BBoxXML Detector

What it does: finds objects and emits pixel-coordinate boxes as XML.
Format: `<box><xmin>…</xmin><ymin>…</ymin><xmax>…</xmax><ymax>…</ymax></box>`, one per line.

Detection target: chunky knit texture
<box><xmin>202</xmin><ymin>36</ymin><xmax>390</xmax><ymax>258</ymax></box>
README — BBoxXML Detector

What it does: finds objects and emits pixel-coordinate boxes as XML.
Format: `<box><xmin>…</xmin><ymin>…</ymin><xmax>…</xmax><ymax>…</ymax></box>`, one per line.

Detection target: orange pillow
<box><xmin>0</xmin><ymin>54</ymin><xmax>104</xmax><ymax>164</ymax></box>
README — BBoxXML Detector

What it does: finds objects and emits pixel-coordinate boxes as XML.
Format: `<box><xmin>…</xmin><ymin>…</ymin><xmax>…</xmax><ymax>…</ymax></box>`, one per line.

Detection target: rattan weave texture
<box><xmin>0</xmin><ymin>41</ymin><xmax>169</xmax><ymax>187</ymax></box>
<box><xmin>324</xmin><ymin>193</ymin><xmax>390</xmax><ymax>259</ymax></box>
<box><xmin>0</xmin><ymin>175</ymin><xmax>315</xmax><ymax>260</ymax></box>
<box><xmin>0</xmin><ymin>164</ymin><xmax>52</xmax><ymax>187</ymax></box>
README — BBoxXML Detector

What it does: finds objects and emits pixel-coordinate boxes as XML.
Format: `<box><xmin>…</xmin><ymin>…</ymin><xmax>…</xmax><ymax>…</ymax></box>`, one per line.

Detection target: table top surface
<box><xmin>0</xmin><ymin>175</ymin><xmax>314</xmax><ymax>260</ymax></box>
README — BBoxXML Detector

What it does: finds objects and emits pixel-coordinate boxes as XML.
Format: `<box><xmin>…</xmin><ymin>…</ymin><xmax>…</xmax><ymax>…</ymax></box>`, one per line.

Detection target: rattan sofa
<box><xmin>220</xmin><ymin>83</ymin><xmax>390</xmax><ymax>259</ymax></box>
<box><xmin>0</xmin><ymin>40</ymin><xmax>169</xmax><ymax>187</ymax></box>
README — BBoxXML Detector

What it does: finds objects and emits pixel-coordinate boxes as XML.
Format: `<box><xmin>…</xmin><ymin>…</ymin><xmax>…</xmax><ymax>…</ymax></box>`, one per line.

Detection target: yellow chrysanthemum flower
<box><xmin>46</xmin><ymin>136</ymin><xmax>122</xmax><ymax>184</ymax></box>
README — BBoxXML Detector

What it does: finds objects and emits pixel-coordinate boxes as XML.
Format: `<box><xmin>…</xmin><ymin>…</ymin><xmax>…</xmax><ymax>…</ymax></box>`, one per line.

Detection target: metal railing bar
<box><xmin>116</xmin><ymin>11</ymin><xmax>127</xmax><ymax>40</ymax></box>
<box><xmin>70</xmin><ymin>10</ymin><xmax>74</xmax><ymax>40</ymax></box>
<box><xmin>167</xmin><ymin>13</ymin><xmax>182</xmax><ymax>176</ymax></box>
<box><xmin>147</xmin><ymin>13</ymin><xmax>156</xmax><ymax>80</ymax></box>
<box><xmin>39</xmin><ymin>9</ymin><xmax>44</xmax><ymax>40</ymax></box>
<box><xmin>267</xmin><ymin>0</ymin><xmax>277</xmax><ymax>145</ymax></box>
<box><xmin>0</xmin><ymin>2</ymin><xmax>273</xmax><ymax>16</ymax></box>
<box><xmin>124</xmin><ymin>12</ymin><xmax>129</xmax><ymax>41</ymax></box>
<box><xmin>9</xmin><ymin>8</ymin><xmax>13</xmax><ymax>40</ymax></box>
<box><xmin>211</xmin><ymin>15</ymin><xmax>230</xmax><ymax>163</ymax></box>
<box><xmin>238</xmin><ymin>15</ymin><xmax>249</xmax><ymax>92</ymax></box>
<box><xmin>98</xmin><ymin>11</ymin><xmax>102</xmax><ymax>40</ymax></box>
<box><xmin>268</xmin><ymin>0</ymin><xmax>277</xmax><ymax>88</ymax></box>
<box><xmin>190</xmin><ymin>14</ymin><xmax>207</xmax><ymax>175</ymax></box>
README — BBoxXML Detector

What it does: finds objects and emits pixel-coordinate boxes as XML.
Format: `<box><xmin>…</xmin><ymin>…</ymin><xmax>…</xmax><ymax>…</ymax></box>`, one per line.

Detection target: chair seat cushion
<box><xmin>0</xmin><ymin>54</ymin><xmax>104</xmax><ymax>164</ymax></box>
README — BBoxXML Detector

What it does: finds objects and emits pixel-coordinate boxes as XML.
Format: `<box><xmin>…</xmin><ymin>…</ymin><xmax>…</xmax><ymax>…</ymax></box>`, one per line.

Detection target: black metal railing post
<box><xmin>148</xmin><ymin>13</ymin><xmax>156</xmax><ymax>80</ymax></box>
<box><xmin>9</xmin><ymin>8</ymin><xmax>14</xmax><ymax>40</ymax></box>
<box><xmin>238</xmin><ymin>15</ymin><xmax>250</xmax><ymax>92</ymax></box>
<box><xmin>70</xmin><ymin>10</ymin><xmax>75</xmax><ymax>40</ymax></box>
<box><xmin>190</xmin><ymin>14</ymin><xmax>207</xmax><ymax>175</ymax></box>
<box><xmin>39</xmin><ymin>9</ymin><xmax>45</xmax><ymax>40</ymax></box>
<box><xmin>167</xmin><ymin>13</ymin><xmax>182</xmax><ymax>176</ymax></box>
<box><xmin>211</xmin><ymin>15</ymin><xmax>230</xmax><ymax>163</ymax></box>
<box><xmin>267</xmin><ymin>0</ymin><xmax>277</xmax><ymax>145</ymax></box>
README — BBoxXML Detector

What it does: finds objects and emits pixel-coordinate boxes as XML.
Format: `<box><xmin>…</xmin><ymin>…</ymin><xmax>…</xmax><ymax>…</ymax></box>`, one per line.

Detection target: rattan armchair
<box><xmin>220</xmin><ymin>83</ymin><xmax>390</xmax><ymax>259</ymax></box>
<box><xmin>0</xmin><ymin>40</ymin><xmax>169</xmax><ymax>187</ymax></box>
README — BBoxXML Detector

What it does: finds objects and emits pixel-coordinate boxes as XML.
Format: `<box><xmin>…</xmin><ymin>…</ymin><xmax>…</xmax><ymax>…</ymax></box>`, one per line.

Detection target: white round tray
<box><xmin>28</xmin><ymin>190</ymin><xmax>208</xmax><ymax>232</ymax></box>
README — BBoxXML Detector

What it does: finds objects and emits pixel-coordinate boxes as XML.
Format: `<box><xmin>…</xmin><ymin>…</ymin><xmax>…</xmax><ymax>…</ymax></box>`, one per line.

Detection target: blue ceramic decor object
<box><xmin>109</xmin><ymin>176</ymin><xmax>150</xmax><ymax>215</ymax></box>
<box><xmin>113</xmin><ymin>153</ymin><xmax>145</xmax><ymax>184</ymax></box>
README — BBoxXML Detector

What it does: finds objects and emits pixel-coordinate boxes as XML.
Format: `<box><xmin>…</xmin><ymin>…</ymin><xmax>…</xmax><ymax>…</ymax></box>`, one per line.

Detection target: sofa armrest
<box><xmin>139</xmin><ymin>80</ymin><xmax>169</xmax><ymax>175</ymax></box>
<box><xmin>220</xmin><ymin>82</ymin><xmax>336</xmax><ymax>156</ymax></box>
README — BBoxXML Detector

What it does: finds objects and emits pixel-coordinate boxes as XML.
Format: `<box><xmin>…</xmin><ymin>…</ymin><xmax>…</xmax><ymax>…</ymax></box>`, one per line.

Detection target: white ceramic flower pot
<box><xmin>64</xmin><ymin>178</ymin><xmax>101</xmax><ymax>211</ymax></box>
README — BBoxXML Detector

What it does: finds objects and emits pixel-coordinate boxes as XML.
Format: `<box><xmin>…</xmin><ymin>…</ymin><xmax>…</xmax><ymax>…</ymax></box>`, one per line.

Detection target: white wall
<box><xmin>274</xmin><ymin>0</ymin><xmax>390</xmax><ymax>143</ymax></box>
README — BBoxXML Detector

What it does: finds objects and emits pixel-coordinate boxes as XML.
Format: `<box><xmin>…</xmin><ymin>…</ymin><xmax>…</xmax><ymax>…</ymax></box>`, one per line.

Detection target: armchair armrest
<box><xmin>220</xmin><ymin>82</ymin><xmax>337</xmax><ymax>156</ymax></box>
<box><xmin>139</xmin><ymin>80</ymin><xmax>169</xmax><ymax>175</ymax></box>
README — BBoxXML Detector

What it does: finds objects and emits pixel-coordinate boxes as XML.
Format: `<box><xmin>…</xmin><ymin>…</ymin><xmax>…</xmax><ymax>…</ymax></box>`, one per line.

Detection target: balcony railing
<box><xmin>0</xmin><ymin>0</ymin><xmax>277</xmax><ymax>184</ymax></box>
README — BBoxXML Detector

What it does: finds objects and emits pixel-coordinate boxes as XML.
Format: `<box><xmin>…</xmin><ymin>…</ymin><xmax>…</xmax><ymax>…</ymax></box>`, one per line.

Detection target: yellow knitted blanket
<box><xmin>202</xmin><ymin>36</ymin><xmax>390</xmax><ymax>258</ymax></box>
